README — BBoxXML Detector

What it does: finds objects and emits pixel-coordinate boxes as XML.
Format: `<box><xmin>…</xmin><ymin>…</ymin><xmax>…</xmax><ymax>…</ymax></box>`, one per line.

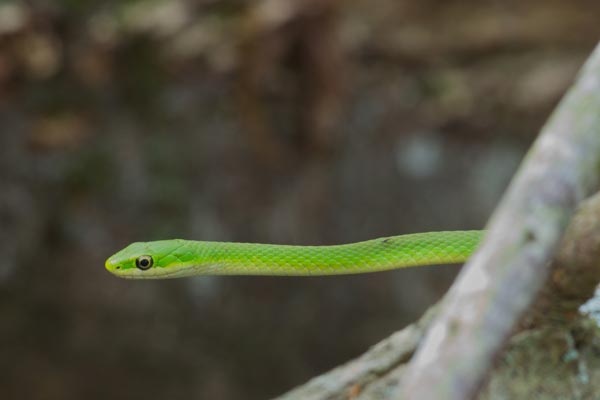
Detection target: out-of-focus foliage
<box><xmin>1</xmin><ymin>0</ymin><xmax>599</xmax><ymax>399</ymax></box>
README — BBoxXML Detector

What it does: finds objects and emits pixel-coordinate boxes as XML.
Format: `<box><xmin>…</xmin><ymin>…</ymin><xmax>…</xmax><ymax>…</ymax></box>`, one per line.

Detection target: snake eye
<box><xmin>136</xmin><ymin>255</ymin><xmax>153</xmax><ymax>270</ymax></box>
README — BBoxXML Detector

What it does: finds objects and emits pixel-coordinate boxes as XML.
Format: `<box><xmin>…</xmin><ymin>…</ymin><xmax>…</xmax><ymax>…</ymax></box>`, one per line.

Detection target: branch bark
<box><xmin>401</xmin><ymin>41</ymin><xmax>600</xmax><ymax>400</ymax></box>
<box><xmin>276</xmin><ymin>41</ymin><xmax>600</xmax><ymax>399</ymax></box>
<box><xmin>523</xmin><ymin>192</ymin><xmax>600</xmax><ymax>329</ymax></box>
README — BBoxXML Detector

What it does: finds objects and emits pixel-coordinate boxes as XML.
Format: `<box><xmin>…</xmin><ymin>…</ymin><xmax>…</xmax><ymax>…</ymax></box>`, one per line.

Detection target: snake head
<box><xmin>105</xmin><ymin>239</ymin><xmax>194</xmax><ymax>279</ymax></box>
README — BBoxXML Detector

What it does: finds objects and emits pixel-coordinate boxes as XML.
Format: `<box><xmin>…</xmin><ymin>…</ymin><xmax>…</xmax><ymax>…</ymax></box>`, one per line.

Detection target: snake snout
<box><xmin>105</xmin><ymin>256</ymin><xmax>122</xmax><ymax>274</ymax></box>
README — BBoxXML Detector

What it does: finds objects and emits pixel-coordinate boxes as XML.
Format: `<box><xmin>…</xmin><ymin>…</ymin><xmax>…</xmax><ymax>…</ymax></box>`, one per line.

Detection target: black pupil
<box><xmin>140</xmin><ymin>258</ymin><xmax>149</xmax><ymax>267</ymax></box>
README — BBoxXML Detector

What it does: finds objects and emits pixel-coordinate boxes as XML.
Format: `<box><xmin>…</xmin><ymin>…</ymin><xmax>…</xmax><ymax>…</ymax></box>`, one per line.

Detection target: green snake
<box><xmin>105</xmin><ymin>230</ymin><xmax>483</xmax><ymax>279</ymax></box>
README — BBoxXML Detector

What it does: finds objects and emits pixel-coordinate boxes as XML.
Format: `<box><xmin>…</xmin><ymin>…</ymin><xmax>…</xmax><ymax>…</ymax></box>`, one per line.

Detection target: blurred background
<box><xmin>1</xmin><ymin>1</ymin><xmax>599</xmax><ymax>399</ymax></box>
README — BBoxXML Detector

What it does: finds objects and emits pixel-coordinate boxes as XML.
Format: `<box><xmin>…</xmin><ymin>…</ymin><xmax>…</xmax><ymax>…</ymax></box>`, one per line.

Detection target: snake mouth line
<box><xmin>108</xmin><ymin>263</ymin><xmax>209</xmax><ymax>279</ymax></box>
<box><xmin>108</xmin><ymin>268</ymin><xmax>176</xmax><ymax>279</ymax></box>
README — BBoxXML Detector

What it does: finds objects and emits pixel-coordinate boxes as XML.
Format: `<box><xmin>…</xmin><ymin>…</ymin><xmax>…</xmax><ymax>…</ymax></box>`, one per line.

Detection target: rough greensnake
<box><xmin>105</xmin><ymin>230</ymin><xmax>483</xmax><ymax>279</ymax></box>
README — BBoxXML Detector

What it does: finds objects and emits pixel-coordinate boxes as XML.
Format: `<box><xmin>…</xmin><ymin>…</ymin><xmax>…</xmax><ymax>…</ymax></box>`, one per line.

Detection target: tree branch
<box><xmin>401</xmin><ymin>41</ymin><xmax>600</xmax><ymax>400</ymax></box>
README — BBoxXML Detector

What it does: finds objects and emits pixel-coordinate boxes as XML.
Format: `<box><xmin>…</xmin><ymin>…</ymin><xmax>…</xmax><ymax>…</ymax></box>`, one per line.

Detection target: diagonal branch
<box><xmin>401</xmin><ymin>42</ymin><xmax>600</xmax><ymax>400</ymax></box>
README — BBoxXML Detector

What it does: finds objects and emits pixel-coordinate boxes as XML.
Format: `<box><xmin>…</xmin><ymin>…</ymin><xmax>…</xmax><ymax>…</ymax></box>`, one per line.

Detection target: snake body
<box><xmin>105</xmin><ymin>230</ymin><xmax>483</xmax><ymax>279</ymax></box>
